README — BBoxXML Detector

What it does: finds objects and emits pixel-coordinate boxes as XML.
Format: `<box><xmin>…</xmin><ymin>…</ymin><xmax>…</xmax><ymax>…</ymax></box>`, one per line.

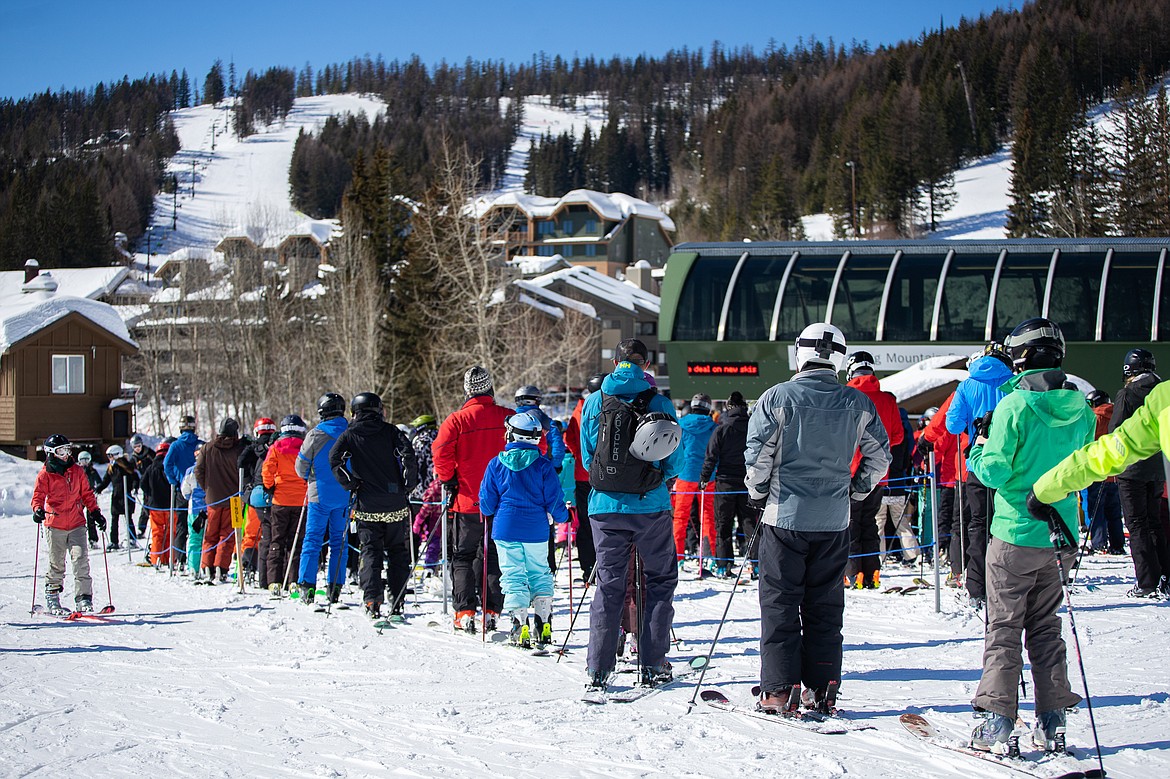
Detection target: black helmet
<box><xmin>351</xmin><ymin>392</ymin><xmax>383</xmax><ymax>415</ymax></box>
<box><xmin>1004</xmin><ymin>317</ymin><xmax>1065</xmax><ymax>371</ymax></box>
<box><xmin>586</xmin><ymin>373</ymin><xmax>606</xmax><ymax>394</ymax></box>
<box><xmin>1122</xmin><ymin>348</ymin><xmax>1156</xmax><ymax>379</ymax></box>
<box><xmin>1086</xmin><ymin>389</ymin><xmax>1110</xmax><ymax>407</ymax></box>
<box><xmin>179</xmin><ymin>414</ymin><xmax>197</xmax><ymax>432</ymax></box>
<box><xmin>280</xmin><ymin>414</ymin><xmax>307</xmax><ymax>435</ymax></box>
<box><xmin>514</xmin><ymin>385</ymin><xmax>542</xmax><ymax>406</ymax></box>
<box><xmin>317</xmin><ymin>392</ymin><xmax>346</xmax><ymax>420</ymax></box>
<box><xmin>43</xmin><ymin>434</ymin><xmax>72</xmax><ymax>462</ymax></box>
<box><xmin>982</xmin><ymin>341</ymin><xmax>1013</xmax><ymax>370</ymax></box>
<box><xmin>846</xmin><ymin>351</ymin><xmax>876</xmax><ymax>379</ymax></box>
<box><xmin>690</xmin><ymin>393</ymin><xmax>713</xmax><ymax>413</ymax></box>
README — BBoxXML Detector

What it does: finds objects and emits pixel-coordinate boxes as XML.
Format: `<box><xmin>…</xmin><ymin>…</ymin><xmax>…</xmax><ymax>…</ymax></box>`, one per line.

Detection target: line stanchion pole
<box><xmin>929</xmin><ymin>451</ymin><xmax>941</xmax><ymax>613</ymax></box>
<box><xmin>441</xmin><ymin>487</ymin><xmax>450</xmax><ymax>616</ymax></box>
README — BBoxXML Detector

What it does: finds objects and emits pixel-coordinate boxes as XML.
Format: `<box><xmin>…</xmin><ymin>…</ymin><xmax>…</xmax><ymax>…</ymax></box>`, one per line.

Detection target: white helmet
<box><xmin>106</xmin><ymin>444</ymin><xmax>124</xmax><ymax>458</ymax></box>
<box><xmin>630</xmin><ymin>412</ymin><xmax>682</xmax><ymax>462</ymax></box>
<box><xmin>506</xmin><ymin>411</ymin><xmax>544</xmax><ymax>444</ymax></box>
<box><xmin>795</xmin><ymin>322</ymin><xmax>848</xmax><ymax>372</ymax></box>
<box><xmin>77</xmin><ymin>451</ymin><xmax>93</xmax><ymax>465</ymax></box>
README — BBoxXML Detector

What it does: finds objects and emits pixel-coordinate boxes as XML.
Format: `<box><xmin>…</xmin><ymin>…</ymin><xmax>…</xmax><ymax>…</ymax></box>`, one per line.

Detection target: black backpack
<box><xmin>589</xmin><ymin>388</ymin><xmax>663</xmax><ymax>496</ymax></box>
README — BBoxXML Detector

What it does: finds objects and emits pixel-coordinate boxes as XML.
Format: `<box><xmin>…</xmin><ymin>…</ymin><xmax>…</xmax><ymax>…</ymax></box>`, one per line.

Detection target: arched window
<box><xmin>723</xmin><ymin>254</ymin><xmax>792</xmax><ymax>341</ymax></box>
<box><xmin>829</xmin><ymin>253</ymin><xmax>894</xmax><ymax>342</ymax></box>
<box><xmin>773</xmin><ymin>252</ymin><xmax>845</xmax><ymax>340</ymax></box>
<box><xmin>937</xmin><ymin>253</ymin><xmax>997</xmax><ymax>341</ymax></box>
<box><xmin>882</xmin><ymin>252</ymin><xmax>946</xmax><ymax>341</ymax></box>
<box><xmin>1102</xmin><ymin>251</ymin><xmax>1160</xmax><ymax>341</ymax></box>
<box><xmin>1047</xmin><ymin>251</ymin><xmax>1105</xmax><ymax>342</ymax></box>
<box><xmin>991</xmin><ymin>251</ymin><xmax>1052</xmax><ymax>339</ymax></box>
<box><xmin>672</xmin><ymin>256</ymin><xmax>737</xmax><ymax>340</ymax></box>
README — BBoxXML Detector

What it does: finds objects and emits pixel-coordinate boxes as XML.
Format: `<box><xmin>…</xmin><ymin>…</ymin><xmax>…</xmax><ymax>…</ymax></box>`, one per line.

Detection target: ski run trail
<box><xmin>2</xmin><ymin>454</ymin><xmax>1168</xmax><ymax>778</ymax></box>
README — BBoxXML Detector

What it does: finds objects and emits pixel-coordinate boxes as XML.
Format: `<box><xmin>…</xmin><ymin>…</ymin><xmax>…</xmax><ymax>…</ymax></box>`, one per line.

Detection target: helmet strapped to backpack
<box><xmin>846</xmin><ymin>351</ymin><xmax>875</xmax><ymax>379</ymax></box>
<box><xmin>586</xmin><ymin>374</ymin><xmax>606</xmax><ymax>395</ymax></box>
<box><xmin>279</xmin><ymin>414</ymin><xmax>307</xmax><ymax>435</ymax></box>
<box><xmin>630</xmin><ymin>412</ymin><xmax>682</xmax><ymax>462</ymax></box>
<box><xmin>506</xmin><ymin>411</ymin><xmax>545</xmax><ymax>444</ymax></box>
<box><xmin>1004</xmin><ymin>317</ymin><xmax>1065</xmax><ymax>371</ymax></box>
<box><xmin>689</xmin><ymin>393</ymin><xmax>713</xmax><ymax>413</ymax></box>
<box><xmin>1086</xmin><ymin>389</ymin><xmax>1110</xmax><ymax>407</ymax></box>
<box><xmin>317</xmin><ymin>392</ymin><xmax>346</xmax><ymax>420</ymax></box>
<box><xmin>254</xmin><ymin>417</ymin><xmax>277</xmax><ymax>436</ymax></box>
<box><xmin>351</xmin><ymin>392</ymin><xmax>383</xmax><ymax>415</ymax></box>
<box><xmin>1122</xmin><ymin>348</ymin><xmax>1156</xmax><ymax>379</ymax></box>
<box><xmin>795</xmin><ymin>323</ymin><xmax>848</xmax><ymax>372</ymax></box>
<box><xmin>106</xmin><ymin>444</ymin><xmax>124</xmax><ymax>459</ymax></box>
<box><xmin>514</xmin><ymin>385</ymin><xmax>542</xmax><ymax>406</ymax></box>
<box><xmin>589</xmin><ymin>387</ymin><xmax>674</xmax><ymax>497</ymax></box>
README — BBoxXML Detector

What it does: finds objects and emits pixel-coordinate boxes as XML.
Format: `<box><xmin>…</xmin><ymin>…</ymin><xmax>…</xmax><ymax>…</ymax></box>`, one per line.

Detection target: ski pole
<box><xmin>440</xmin><ymin>486</ymin><xmax>449</xmax><ymax>615</ymax></box>
<box><xmin>123</xmin><ymin>473</ymin><xmax>132</xmax><ymax>563</ymax></box>
<box><xmin>169</xmin><ymin>486</ymin><xmax>177</xmax><ymax>578</ymax></box>
<box><xmin>482</xmin><ymin>513</ymin><xmax>489</xmax><ymax>643</ymax></box>
<box><xmin>98</xmin><ymin>528</ymin><xmax>116</xmax><ymax>613</ymax></box>
<box><xmin>928</xmin><ymin>452</ymin><xmax>941</xmax><ymax>613</ymax></box>
<box><xmin>282</xmin><ymin>496</ymin><xmax>309</xmax><ymax>593</ymax></box>
<box><xmin>1070</xmin><ymin>487</ymin><xmax>1105</xmax><ymax>586</ymax></box>
<box><xmin>686</xmin><ymin>517</ymin><xmax>765</xmax><ymax>713</ymax></box>
<box><xmin>555</xmin><ymin>560</ymin><xmax>598</xmax><ymax>662</ymax></box>
<box><xmin>567</xmin><ymin>507</ymin><xmax>574</xmax><ymax>609</ymax></box>
<box><xmin>635</xmin><ymin>549</ymin><xmax>644</xmax><ymax>683</ymax></box>
<box><xmin>955</xmin><ymin>450</ymin><xmax>966</xmax><ymax>584</ymax></box>
<box><xmin>236</xmin><ymin>469</ymin><xmax>245</xmax><ymax>594</ymax></box>
<box><xmin>30</xmin><ymin>523</ymin><xmax>42</xmax><ymax>615</ymax></box>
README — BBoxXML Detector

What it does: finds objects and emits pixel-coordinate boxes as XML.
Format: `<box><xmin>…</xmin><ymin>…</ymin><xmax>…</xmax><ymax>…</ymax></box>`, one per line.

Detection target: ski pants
<box><xmin>267</xmin><ymin>503</ymin><xmax>304</xmax><ymax>589</ymax></box>
<box><xmin>451</xmin><ymin>512</ymin><xmax>504</xmax><ymax>614</ymax></box>
<box><xmin>587</xmin><ymin>510</ymin><xmax>677</xmax><ymax>674</ymax></box>
<box><xmin>935</xmin><ymin>487</ymin><xmax>957</xmax><ymax>571</ymax></box>
<box><xmin>714</xmin><ymin>480</ymin><xmax>759</xmax><ymax>566</ymax></box>
<box><xmin>495</xmin><ymin>539</ymin><xmax>555</xmax><ymax>614</ymax></box>
<box><xmin>108</xmin><ymin>492</ymin><xmax>136</xmax><ymax>547</ymax></box>
<box><xmin>877</xmin><ymin>494</ymin><xmax>918</xmax><ymax>562</ymax></box>
<box><xmin>358</xmin><ymin>517</ymin><xmax>410</xmax><ymax>611</ymax></box>
<box><xmin>962</xmin><ymin>474</ymin><xmax>991</xmax><ymax>599</ymax></box>
<box><xmin>672</xmin><ymin>480</ymin><xmax>715</xmax><ymax>561</ymax></box>
<box><xmin>200</xmin><ymin>504</ymin><xmax>236</xmax><ymax>571</ymax></box>
<box><xmin>1086</xmin><ymin>482</ymin><xmax>1125</xmax><ymax>554</ymax></box>
<box><xmin>254</xmin><ymin>505</ymin><xmax>272</xmax><ymax>589</ymax></box>
<box><xmin>758</xmin><ymin>525</ymin><xmax>848</xmax><ymax>693</ymax></box>
<box><xmin>148</xmin><ymin>509</ymin><xmax>171</xmax><ymax>565</ymax></box>
<box><xmin>574</xmin><ymin>480</ymin><xmax>596</xmax><ymax>578</ymax></box>
<box><xmin>244</xmin><ymin>506</ymin><xmax>261</xmax><ymax>551</ymax></box>
<box><xmin>187</xmin><ymin>510</ymin><xmax>204</xmax><ymax>574</ymax></box>
<box><xmin>973</xmin><ymin>537</ymin><xmax>1081</xmax><ymax>718</ymax></box>
<box><xmin>846</xmin><ymin>487</ymin><xmax>883</xmax><ymax>582</ymax></box>
<box><xmin>1118</xmin><ymin>478</ymin><xmax>1170</xmax><ymax>591</ymax></box>
<box><xmin>299</xmin><ymin>502</ymin><xmax>350</xmax><ymax>587</ymax></box>
<box><xmin>44</xmin><ymin>525</ymin><xmax>92</xmax><ymax>601</ymax></box>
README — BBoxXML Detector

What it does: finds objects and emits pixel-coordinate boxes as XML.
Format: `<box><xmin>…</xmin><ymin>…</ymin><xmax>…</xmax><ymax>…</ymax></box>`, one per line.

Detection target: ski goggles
<box><xmin>48</xmin><ymin>444</ymin><xmax>73</xmax><ymax>459</ymax></box>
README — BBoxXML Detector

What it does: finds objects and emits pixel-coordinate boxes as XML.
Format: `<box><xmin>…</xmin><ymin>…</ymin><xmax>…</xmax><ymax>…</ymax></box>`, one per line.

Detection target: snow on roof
<box><xmin>877</xmin><ymin>354</ymin><xmax>969</xmax><ymax>404</ymax></box>
<box><xmin>475</xmin><ymin>189</ymin><xmax>675</xmax><ymax>231</ymax></box>
<box><xmin>513</xmin><ymin>279</ymin><xmax>598</xmax><ymax>318</ymax></box>
<box><xmin>525</xmin><ymin>265</ymin><xmax>659</xmax><ymax>315</ymax></box>
<box><xmin>0</xmin><ymin>291</ymin><xmax>137</xmax><ymax>353</ymax></box>
<box><xmin>286</xmin><ymin>219</ymin><xmax>338</xmax><ymax>245</ymax></box>
<box><xmin>517</xmin><ymin>292</ymin><xmax>565</xmax><ymax>320</ymax></box>
<box><xmin>506</xmin><ymin>254</ymin><xmax>572</xmax><ymax>276</ymax></box>
<box><xmin>0</xmin><ymin>266</ymin><xmax>129</xmax><ymax>302</ymax></box>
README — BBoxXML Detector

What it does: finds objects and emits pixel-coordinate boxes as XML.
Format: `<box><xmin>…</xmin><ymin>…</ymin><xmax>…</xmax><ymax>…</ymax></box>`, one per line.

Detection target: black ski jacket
<box><xmin>701</xmin><ymin>405</ymin><xmax>749</xmax><ymax>485</ymax></box>
<box><xmin>141</xmin><ymin>456</ymin><xmax>175</xmax><ymax>510</ymax></box>
<box><xmin>329</xmin><ymin>410</ymin><xmax>418</xmax><ymax>513</ymax></box>
<box><xmin>237</xmin><ymin>434</ymin><xmax>273</xmax><ymax>492</ymax></box>
<box><xmin>1110</xmin><ymin>372</ymin><xmax>1166</xmax><ymax>482</ymax></box>
<box><xmin>98</xmin><ymin>457</ymin><xmax>140</xmax><ymax>503</ymax></box>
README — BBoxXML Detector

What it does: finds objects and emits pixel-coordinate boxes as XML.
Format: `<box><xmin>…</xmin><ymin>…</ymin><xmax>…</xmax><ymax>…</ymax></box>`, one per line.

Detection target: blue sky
<box><xmin>1</xmin><ymin>1</ymin><xmax>1010</xmax><ymax>99</ymax></box>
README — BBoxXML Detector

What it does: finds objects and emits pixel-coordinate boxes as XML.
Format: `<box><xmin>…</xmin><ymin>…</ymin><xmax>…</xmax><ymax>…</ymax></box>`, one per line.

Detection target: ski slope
<box><xmin>2</xmin><ymin>453</ymin><xmax>1167</xmax><ymax>778</ymax></box>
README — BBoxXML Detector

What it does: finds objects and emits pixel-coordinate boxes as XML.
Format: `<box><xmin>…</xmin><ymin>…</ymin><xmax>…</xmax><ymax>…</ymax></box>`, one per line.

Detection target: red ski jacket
<box><xmin>564</xmin><ymin>398</ymin><xmax>588</xmax><ymax>482</ymax></box>
<box><xmin>923</xmin><ymin>393</ymin><xmax>965</xmax><ymax>486</ymax></box>
<box><xmin>848</xmin><ymin>373</ymin><xmax>904</xmax><ymax>481</ymax></box>
<box><xmin>32</xmin><ymin>462</ymin><xmax>100</xmax><ymax>532</ymax></box>
<box><xmin>432</xmin><ymin>395</ymin><xmax>513</xmax><ymax>514</ymax></box>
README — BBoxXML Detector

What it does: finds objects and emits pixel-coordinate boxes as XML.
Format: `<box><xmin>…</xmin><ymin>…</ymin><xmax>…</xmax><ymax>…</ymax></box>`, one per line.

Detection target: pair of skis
<box><xmin>581</xmin><ymin>657</ymin><xmax>708</xmax><ymax>705</ymax></box>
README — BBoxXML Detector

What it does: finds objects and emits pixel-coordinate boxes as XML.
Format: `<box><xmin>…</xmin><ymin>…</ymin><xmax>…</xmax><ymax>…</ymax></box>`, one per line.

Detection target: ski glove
<box><xmin>88</xmin><ymin>509</ymin><xmax>106</xmax><ymax>531</ymax></box>
<box><xmin>1025</xmin><ymin>489</ymin><xmax>1076</xmax><ymax>550</ymax></box>
<box><xmin>33</xmin><ymin>508</ymin><xmax>45</xmax><ymax>524</ymax></box>
<box><xmin>192</xmin><ymin>511</ymin><xmax>207</xmax><ymax>533</ymax></box>
<box><xmin>747</xmin><ymin>495</ymin><xmax>767</xmax><ymax>513</ymax></box>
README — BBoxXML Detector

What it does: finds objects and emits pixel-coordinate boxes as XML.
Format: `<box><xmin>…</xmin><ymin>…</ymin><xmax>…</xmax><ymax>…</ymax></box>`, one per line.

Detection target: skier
<box><xmin>881</xmin><ymin>407</ymin><xmax>919</xmax><ymax>565</ymax></box>
<box><xmin>946</xmin><ymin>343</ymin><xmax>1014</xmax><ymax>608</ymax></box>
<box><xmin>513</xmin><ymin>384</ymin><xmax>567</xmax><ymax>572</ymax></box>
<box><xmin>181</xmin><ymin>447</ymin><xmax>208</xmax><ymax>579</ymax></box>
<box><xmin>700</xmin><ymin>391</ymin><xmax>758</xmax><ymax>578</ymax></box>
<box><xmin>564</xmin><ymin>373</ymin><xmax>604</xmax><ymax>579</ymax></box>
<box><xmin>411</xmin><ymin>478</ymin><xmax>445</xmax><ymax>577</ymax></box>
<box><xmin>140</xmin><ymin>438</ymin><xmax>176</xmax><ymax>567</ymax></box>
<box><xmin>432</xmin><ymin>366</ymin><xmax>512</xmax><ymax>631</ymax></box>
<box><xmin>194</xmin><ymin>418</ymin><xmax>246</xmax><ymax>583</ymax></box>
<box><xmin>239</xmin><ymin>417</ymin><xmax>277</xmax><ymax>587</ymax></box>
<box><xmin>579</xmin><ymin>338</ymin><xmax>683</xmax><ymax>691</ymax></box>
<box><xmin>295</xmin><ymin>394</ymin><xmax>351</xmax><ymax>605</ymax></box>
<box><xmin>76</xmin><ymin>451</ymin><xmax>102</xmax><ymax>548</ymax></box>
<box><xmin>96</xmin><ymin>444</ymin><xmax>139</xmax><ymax>550</ymax></box>
<box><xmin>965</xmin><ymin>318</ymin><xmax>1094</xmax><ymax>753</ymax></box>
<box><xmin>330</xmin><ymin>392</ymin><xmax>418</xmax><ymax>619</ymax></box>
<box><xmin>920</xmin><ymin>395</ymin><xmax>966</xmax><ymax>583</ymax></box>
<box><xmin>32</xmin><ymin>435</ymin><xmax>105</xmax><ymax>614</ymax></box>
<box><xmin>127</xmin><ymin>433</ymin><xmax>155</xmax><ymax>537</ymax></box>
<box><xmin>1084</xmin><ymin>390</ymin><xmax>1125</xmax><ymax>555</ymax></box>
<box><xmin>263</xmin><ymin>415</ymin><xmax>309</xmax><ymax>597</ymax></box>
<box><xmin>408</xmin><ymin>414</ymin><xmax>439</xmax><ymax>488</ymax></box>
<box><xmin>163</xmin><ymin>415</ymin><xmax>202</xmax><ymax>569</ymax></box>
<box><xmin>745</xmin><ymin>323</ymin><xmax>890</xmax><ymax>716</ymax></box>
<box><xmin>1108</xmin><ymin>349</ymin><xmax>1168</xmax><ymax>597</ymax></box>
<box><xmin>844</xmin><ymin>351</ymin><xmax>904</xmax><ymax>589</ymax></box>
<box><xmin>671</xmin><ymin>393</ymin><xmax>718</xmax><ymax>572</ymax></box>
<box><xmin>479</xmin><ymin>411</ymin><xmax>570</xmax><ymax>648</ymax></box>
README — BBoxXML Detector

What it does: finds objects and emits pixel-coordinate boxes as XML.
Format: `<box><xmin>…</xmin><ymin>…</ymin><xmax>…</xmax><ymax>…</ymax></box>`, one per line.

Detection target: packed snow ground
<box><xmin>2</xmin><ymin>453</ymin><xmax>1168</xmax><ymax>778</ymax></box>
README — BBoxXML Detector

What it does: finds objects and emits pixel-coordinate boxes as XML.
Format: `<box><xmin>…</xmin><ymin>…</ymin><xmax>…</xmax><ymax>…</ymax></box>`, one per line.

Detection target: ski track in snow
<box><xmin>2</xmin><ymin>457</ymin><xmax>1168</xmax><ymax>777</ymax></box>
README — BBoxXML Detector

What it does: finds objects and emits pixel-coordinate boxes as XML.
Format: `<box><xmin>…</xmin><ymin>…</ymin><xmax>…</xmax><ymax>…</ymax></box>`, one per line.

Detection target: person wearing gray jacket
<box><xmin>745</xmin><ymin>323</ymin><xmax>891</xmax><ymax>717</ymax></box>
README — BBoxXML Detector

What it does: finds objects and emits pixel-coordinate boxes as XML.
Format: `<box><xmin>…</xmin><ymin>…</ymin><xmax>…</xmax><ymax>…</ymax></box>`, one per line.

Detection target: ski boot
<box><xmin>869</xmin><ymin>571</ymin><xmax>881</xmax><ymax>590</ymax></box>
<box><xmin>454</xmin><ymin>610</ymin><xmax>475</xmax><ymax>633</ymax></box>
<box><xmin>483</xmin><ymin>611</ymin><xmax>499</xmax><ymax>632</ymax></box>
<box><xmin>1032</xmin><ymin>709</ymin><xmax>1067</xmax><ymax>753</ymax></box>
<box><xmin>364</xmin><ymin>601</ymin><xmax>382</xmax><ymax>619</ymax></box>
<box><xmin>388</xmin><ymin>606</ymin><xmax>405</xmax><ymax>625</ymax></box>
<box><xmin>532</xmin><ymin>596</ymin><xmax>553</xmax><ymax>648</ymax></box>
<box><xmin>640</xmin><ymin>660</ymin><xmax>673</xmax><ymax>687</ymax></box>
<box><xmin>106</xmin><ymin>541</ymin><xmax>121</xmax><ymax>551</ymax></box>
<box><xmin>970</xmin><ymin>711</ymin><xmax>1016</xmax><ymax>755</ymax></box>
<box><xmin>75</xmin><ymin>596</ymin><xmax>94</xmax><ymax>613</ymax></box>
<box><xmin>801</xmin><ymin>680</ymin><xmax>839</xmax><ymax>716</ymax></box>
<box><xmin>298</xmin><ymin>583</ymin><xmax>316</xmax><ymax>605</ymax></box>
<box><xmin>203</xmin><ymin>568</ymin><xmax>217</xmax><ymax>585</ymax></box>
<box><xmin>510</xmin><ymin>616</ymin><xmax>532</xmax><ymax>649</ymax></box>
<box><xmin>623</xmin><ymin>630</ymin><xmax>639</xmax><ymax>659</ymax></box>
<box><xmin>44</xmin><ymin>589</ymin><xmax>68</xmax><ymax>616</ymax></box>
<box><xmin>327</xmin><ymin>584</ymin><xmax>342</xmax><ymax>604</ymax></box>
<box><xmin>584</xmin><ymin>668</ymin><xmax>610</xmax><ymax>694</ymax></box>
<box><xmin>757</xmin><ymin>684</ymin><xmax>801</xmax><ymax>716</ymax></box>
<box><xmin>853</xmin><ymin>573</ymin><xmax>866</xmax><ymax>590</ymax></box>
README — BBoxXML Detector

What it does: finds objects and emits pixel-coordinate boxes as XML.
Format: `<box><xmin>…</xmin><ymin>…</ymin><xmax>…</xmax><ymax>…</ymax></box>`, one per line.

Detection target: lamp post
<box><xmin>171</xmin><ymin>174</ymin><xmax>178</xmax><ymax>230</ymax></box>
<box><xmin>845</xmin><ymin>160</ymin><xmax>858</xmax><ymax>238</ymax></box>
<box><xmin>144</xmin><ymin>225</ymin><xmax>155</xmax><ymax>280</ymax></box>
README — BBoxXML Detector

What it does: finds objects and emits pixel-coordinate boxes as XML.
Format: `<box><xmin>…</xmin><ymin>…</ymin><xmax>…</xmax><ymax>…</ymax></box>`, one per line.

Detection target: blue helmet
<box><xmin>506</xmin><ymin>411</ymin><xmax>544</xmax><ymax>444</ymax></box>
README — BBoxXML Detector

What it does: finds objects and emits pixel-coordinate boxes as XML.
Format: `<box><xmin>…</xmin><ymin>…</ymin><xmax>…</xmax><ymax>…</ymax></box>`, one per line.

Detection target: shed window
<box><xmin>52</xmin><ymin>354</ymin><xmax>85</xmax><ymax>394</ymax></box>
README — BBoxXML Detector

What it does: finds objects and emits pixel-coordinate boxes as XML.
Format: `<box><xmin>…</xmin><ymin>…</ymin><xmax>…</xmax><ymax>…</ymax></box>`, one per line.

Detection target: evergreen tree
<box><xmin>204</xmin><ymin>60</ymin><xmax>226</xmax><ymax>105</ymax></box>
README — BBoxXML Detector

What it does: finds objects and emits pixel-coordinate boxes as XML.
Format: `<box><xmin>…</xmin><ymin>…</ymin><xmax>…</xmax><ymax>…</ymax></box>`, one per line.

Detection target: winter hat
<box><xmin>615</xmin><ymin>338</ymin><xmax>649</xmax><ymax>366</ymax></box>
<box><xmin>727</xmin><ymin>391</ymin><xmax>747</xmax><ymax>408</ymax></box>
<box><xmin>464</xmin><ymin>366</ymin><xmax>494</xmax><ymax>397</ymax></box>
<box><xmin>219</xmin><ymin>418</ymin><xmax>239</xmax><ymax>438</ymax></box>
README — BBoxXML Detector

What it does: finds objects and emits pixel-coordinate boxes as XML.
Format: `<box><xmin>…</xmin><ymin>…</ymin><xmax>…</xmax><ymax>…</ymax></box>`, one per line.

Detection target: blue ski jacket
<box><xmin>481</xmin><ymin>442</ymin><xmax>569</xmax><ymax>544</ymax></box>
<box><xmin>946</xmin><ymin>355</ymin><xmax>1014</xmax><ymax>462</ymax></box>
<box><xmin>164</xmin><ymin>431</ymin><xmax>203</xmax><ymax>486</ymax></box>
<box><xmin>579</xmin><ymin>362</ymin><xmax>682</xmax><ymax>517</ymax></box>
<box><xmin>513</xmin><ymin>403</ymin><xmax>566</xmax><ymax>470</ymax></box>
<box><xmin>677</xmin><ymin>412</ymin><xmax>717</xmax><ymax>483</ymax></box>
<box><xmin>296</xmin><ymin>416</ymin><xmax>350</xmax><ymax>507</ymax></box>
